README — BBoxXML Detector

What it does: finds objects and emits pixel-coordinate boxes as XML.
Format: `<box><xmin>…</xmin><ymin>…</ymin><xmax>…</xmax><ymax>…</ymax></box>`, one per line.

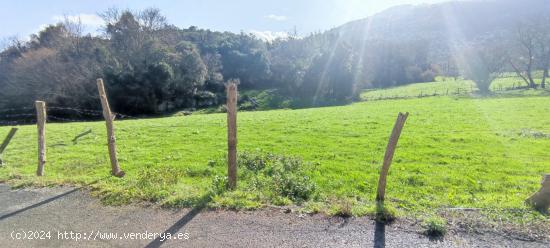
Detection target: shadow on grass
<box><xmin>144</xmin><ymin>193</ymin><xmax>213</xmax><ymax>248</ymax></box>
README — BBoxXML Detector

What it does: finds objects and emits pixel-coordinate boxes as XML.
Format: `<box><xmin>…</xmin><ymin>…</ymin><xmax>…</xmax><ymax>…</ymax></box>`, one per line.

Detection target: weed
<box><xmin>422</xmin><ymin>216</ymin><xmax>448</xmax><ymax>237</ymax></box>
<box><xmin>238</xmin><ymin>151</ymin><xmax>317</xmax><ymax>203</ymax></box>
<box><xmin>329</xmin><ymin>198</ymin><xmax>354</xmax><ymax>217</ymax></box>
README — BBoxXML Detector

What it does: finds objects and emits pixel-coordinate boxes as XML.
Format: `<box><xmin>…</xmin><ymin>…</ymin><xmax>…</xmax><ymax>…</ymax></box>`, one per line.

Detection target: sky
<box><xmin>0</xmin><ymin>0</ymin><xmax>451</xmax><ymax>42</ymax></box>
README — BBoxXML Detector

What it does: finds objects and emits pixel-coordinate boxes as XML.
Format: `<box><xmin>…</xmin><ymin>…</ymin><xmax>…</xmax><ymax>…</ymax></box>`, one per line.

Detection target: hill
<box><xmin>335</xmin><ymin>0</ymin><xmax>550</xmax><ymax>45</ymax></box>
<box><xmin>3</xmin><ymin>1</ymin><xmax>550</xmax><ymax>118</ymax></box>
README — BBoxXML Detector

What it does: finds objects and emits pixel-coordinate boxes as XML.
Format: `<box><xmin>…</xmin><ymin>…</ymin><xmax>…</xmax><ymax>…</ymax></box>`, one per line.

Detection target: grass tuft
<box><xmin>209</xmin><ymin>151</ymin><xmax>318</xmax><ymax>209</ymax></box>
<box><xmin>329</xmin><ymin>198</ymin><xmax>354</xmax><ymax>217</ymax></box>
<box><xmin>368</xmin><ymin>202</ymin><xmax>398</xmax><ymax>223</ymax></box>
<box><xmin>422</xmin><ymin>216</ymin><xmax>448</xmax><ymax>237</ymax></box>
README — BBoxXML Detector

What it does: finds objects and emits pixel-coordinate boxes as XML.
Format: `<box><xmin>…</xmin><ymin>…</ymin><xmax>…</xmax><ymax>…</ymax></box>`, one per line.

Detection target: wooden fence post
<box><xmin>526</xmin><ymin>174</ymin><xmax>550</xmax><ymax>212</ymax></box>
<box><xmin>376</xmin><ymin>112</ymin><xmax>409</xmax><ymax>202</ymax></box>
<box><xmin>0</xmin><ymin>128</ymin><xmax>18</xmax><ymax>166</ymax></box>
<box><xmin>226</xmin><ymin>80</ymin><xmax>238</xmax><ymax>190</ymax></box>
<box><xmin>35</xmin><ymin>101</ymin><xmax>46</xmax><ymax>176</ymax></box>
<box><xmin>97</xmin><ymin>78</ymin><xmax>124</xmax><ymax>177</ymax></box>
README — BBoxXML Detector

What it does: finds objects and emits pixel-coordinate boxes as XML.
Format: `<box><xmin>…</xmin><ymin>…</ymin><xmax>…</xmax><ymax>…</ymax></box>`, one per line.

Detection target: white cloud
<box><xmin>249</xmin><ymin>30</ymin><xmax>289</xmax><ymax>42</ymax></box>
<box><xmin>50</xmin><ymin>14</ymin><xmax>103</xmax><ymax>36</ymax></box>
<box><xmin>264</xmin><ymin>14</ymin><xmax>288</xmax><ymax>21</ymax></box>
<box><xmin>52</xmin><ymin>14</ymin><xmax>104</xmax><ymax>28</ymax></box>
<box><xmin>34</xmin><ymin>24</ymin><xmax>50</xmax><ymax>34</ymax></box>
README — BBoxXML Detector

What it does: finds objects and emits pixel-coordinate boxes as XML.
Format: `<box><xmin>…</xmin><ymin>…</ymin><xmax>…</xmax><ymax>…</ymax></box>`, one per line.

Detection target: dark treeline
<box><xmin>0</xmin><ymin>8</ymin><xmax>437</xmax><ymax>118</ymax></box>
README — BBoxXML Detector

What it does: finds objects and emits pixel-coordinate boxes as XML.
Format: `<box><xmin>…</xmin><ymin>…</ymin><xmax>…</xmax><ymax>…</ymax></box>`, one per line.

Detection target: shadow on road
<box><xmin>0</xmin><ymin>188</ymin><xmax>79</xmax><ymax>221</ymax></box>
<box><xmin>144</xmin><ymin>193</ymin><xmax>212</xmax><ymax>248</ymax></box>
<box><xmin>373</xmin><ymin>221</ymin><xmax>386</xmax><ymax>248</ymax></box>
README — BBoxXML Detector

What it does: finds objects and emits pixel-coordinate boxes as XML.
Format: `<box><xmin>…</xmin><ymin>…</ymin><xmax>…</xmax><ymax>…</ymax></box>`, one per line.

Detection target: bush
<box><xmin>422</xmin><ymin>216</ymin><xmax>447</xmax><ymax>237</ymax></box>
<box><xmin>239</xmin><ymin>90</ymin><xmax>291</xmax><ymax>110</ymax></box>
<box><xmin>211</xmin><ymin>175</ymin><xmax>228</xmax><ymax>195</ymax></box>
<box><xmin>238</xmin><ymin>152</ymin><xmax>318</xmax><ymax>203</ymax></box>
<box><xmin>210</xmin><ymin>151</ymin><xmax>318</xmax><ymax>207</ymax></box>
<box><xmin>329</xmin><ymin>198</ymin><xmax>354</xmax><ymax>217</ymax></box>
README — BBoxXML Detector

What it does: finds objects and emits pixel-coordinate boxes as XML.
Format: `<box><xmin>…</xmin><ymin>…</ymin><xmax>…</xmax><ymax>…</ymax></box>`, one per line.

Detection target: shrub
<box><xmin>136</xmin><ymin>164</ymin><xmax>183</xmax><ymax>189</ymax></box>
<box><xmin>212</xmin><ymin>151</ymin><xmax>318</xmax><ymax>205</ymax></box>
<box><xmin>423</xmin><ymin>216</ymin><xmax>447</xmax><ymax>237</ymax></box>
<box><xmin>211</xmin><ymin>175</ymin><xmax>228</xmax><ymax>195</ymax></box>
<box><xmin>239</xmin><ymin>152</ymin><xmax>317</xmax><ymax>202</ymax></box>
<box><xmin>239</xmin><ymin>90</ymin><xmax>291</xmax><ymax>110</ymax></box>
<box><xmin>330</xmin><ymin>198</ymin><xmax>354</xmax><ymax>217</ymax></box>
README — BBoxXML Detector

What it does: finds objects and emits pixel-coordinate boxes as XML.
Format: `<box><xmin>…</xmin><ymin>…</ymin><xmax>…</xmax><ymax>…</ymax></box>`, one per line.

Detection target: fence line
<box><xmin>35</xmin><ymin>101</ymin><xmax>46</xmax><ymax>176</ymax></box>
<box><xmin>0</xmin><ymin>79</ymin><xmax>547</xmax><ymax>212</ymax></box>
<box><xmin>362</xmin><ymin>84</ymin><xmax>531</xmax><ymax>102</ymax></box>
<box><xmin>97</xmin><ymin>78</ymin><xmax>124</xmax><ymax>178</ymax></box>
<box><xmin>226</xmin><ymin>80</ymin><xmax>238</xmax><ymax>190</ymax></box>
<box><xmin>377</xmin><ymin>112</ymin><xmax>409</xmax><ymax>202</ymax></box>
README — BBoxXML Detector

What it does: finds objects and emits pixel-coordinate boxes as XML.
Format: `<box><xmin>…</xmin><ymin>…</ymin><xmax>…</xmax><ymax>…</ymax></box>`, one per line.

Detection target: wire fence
<box><xmin>0</xmin><ymin>96</ymin><xmax>548</xmax><ymax>167</ymax></box>
<box><xmin>0</xmin><ymin>106</ymin><xmax>140</xmax><ymax>126</ymax></box>
<box><xmin>362</xmin><ymin>84</ymin><xmax>530</xmax><ymax>102</ymax></box>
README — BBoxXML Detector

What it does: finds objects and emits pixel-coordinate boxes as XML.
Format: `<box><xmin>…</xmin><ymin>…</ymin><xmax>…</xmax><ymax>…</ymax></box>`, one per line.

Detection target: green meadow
<box><xmin>1</xmin><ymin>80</ymin><xmax>550</xmax><ymax>224</ymax></box>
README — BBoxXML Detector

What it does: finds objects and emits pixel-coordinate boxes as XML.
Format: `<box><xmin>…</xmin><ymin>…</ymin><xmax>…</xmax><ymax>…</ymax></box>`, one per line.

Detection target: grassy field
<box><xmin>360</xmin><ymin>77</ymin><xmax>550</xmax><ymax>100</ymax></box>
<box><xmin>1</xmin><ymin>81</ymin><xmax>550</xmax><ymax>226</ymax></box>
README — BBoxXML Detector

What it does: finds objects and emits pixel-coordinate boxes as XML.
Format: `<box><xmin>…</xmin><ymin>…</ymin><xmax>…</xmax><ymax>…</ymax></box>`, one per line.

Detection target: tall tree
<box><xmin>509</xmin><ymin>22</ymin><xmax>539</xmax><ymax>88</ymax></box>
<box><xmin>461</xmin><ymin>43</ymin><xmax>508</xmax><ymax>94</ymax></box>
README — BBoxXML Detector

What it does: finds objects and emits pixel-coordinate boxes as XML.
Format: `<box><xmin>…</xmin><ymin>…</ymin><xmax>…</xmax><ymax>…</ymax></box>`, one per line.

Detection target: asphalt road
<box><xmin>0</xmin><ymin>184</ymin><xmax>548</xmax><ymax>248</ymax></box>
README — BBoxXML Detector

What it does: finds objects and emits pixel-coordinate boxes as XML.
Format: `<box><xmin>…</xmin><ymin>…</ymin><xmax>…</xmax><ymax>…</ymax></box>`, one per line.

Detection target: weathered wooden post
<box><xmin>35</xmin><ymin>101</ymin><xmax>46</xmax><ymax>176</ymax></box>
<box><xmin>526</xmin><ymin>175</ymin><xmax>550</xmax><ymax>212</ymax></box>
<box><xmin>0</xmin><ymin>128</ymin><xmax>18</xmax><ymax>166</ymax></box>
<box><xmin>97</xmin><ymin>78</ymin><xmax>124</xmax><ymax>177</ymax></box>
<box><xmin>376</xmin><ymin>112</ymin><xmax>409</xmax><ymax>202</ymax></box>
<box><xmin>226</xmin><ymin>80</ymin><xmax>238</xmax><ymax>190</ymax></box>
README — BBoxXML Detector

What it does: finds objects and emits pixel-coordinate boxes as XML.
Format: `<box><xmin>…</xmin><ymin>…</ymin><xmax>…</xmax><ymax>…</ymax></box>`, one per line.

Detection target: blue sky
<box><xmin>0</xmin><ymin>0</ymin><xmax>451</xmax><ymax>41</ymax></box>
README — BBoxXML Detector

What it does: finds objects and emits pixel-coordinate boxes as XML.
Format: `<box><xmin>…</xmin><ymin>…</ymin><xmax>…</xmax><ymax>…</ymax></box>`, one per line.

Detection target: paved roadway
<box><xmin>0</xmin><ymin>184</ymin><xmax>548</xmax><ymax>247</ymax></box>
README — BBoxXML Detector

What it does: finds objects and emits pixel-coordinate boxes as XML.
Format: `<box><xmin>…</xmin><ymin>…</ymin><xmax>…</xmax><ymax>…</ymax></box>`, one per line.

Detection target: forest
<box><xmin>1</xmin><ymin>0</ymin><xmax>550</xmax><ymax>118</ymax></box>
<box><xmin>0</xmin><ymin>8</ymin><xmax>438</xmax><ymax>118</ymax></box>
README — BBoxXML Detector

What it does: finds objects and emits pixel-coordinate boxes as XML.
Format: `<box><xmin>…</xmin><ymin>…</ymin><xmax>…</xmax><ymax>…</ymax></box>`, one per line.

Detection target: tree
<box><xmin>171</xmin><ymin>41</ymin><xmax>208</xmax><ymax>108</ymax></box>
<box><xmin>509</xmin><ymin>22</ymin><xmax>539</xmax><ymax>89</ymax></box>
<box><xmin>301</xmin><ymin>41</ymin><xmax>357</xmax><ymax>105</ymax></box>
<box><xmin>533</xmin><ymin>16</ymin><xmax>550</xmax><ymax>89</ymax></box>
<box><xmin>461</xmin><ymin>43</ymin><xmax>508</xmax><ymax>94</ymax></box>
